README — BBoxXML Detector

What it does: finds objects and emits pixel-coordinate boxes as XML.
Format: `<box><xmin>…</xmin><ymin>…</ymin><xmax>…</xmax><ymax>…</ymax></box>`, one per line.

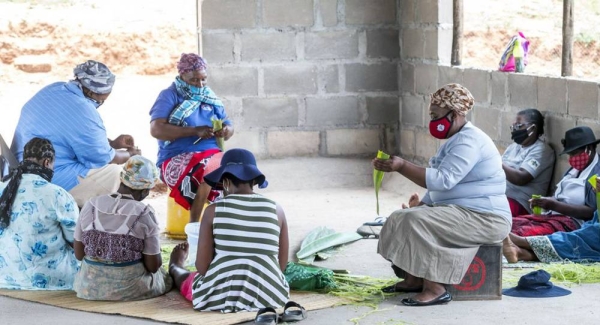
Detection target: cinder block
<box><xmin>385</xmin><ymin>126</ymin><xmax>399</xmax><ymax>154</ymax></box>
<box><xmin>220</xmin><ymin>98</ymin><xmax>244</xmax><ymax>129</ymax></box>
<box><xmin>226</xmin><ymin>131</ymin><xmax>266</xmax><ymax>158</ymax></box>
<box><xmin>345</xmin><ymin>0</ymin><xmax>396</xmax><ymax>25</ymax></box>
<box><xmin>243</xmin><ymin>97</ymin><xmax>298</xmax><ymax>127</ymax></box>
<box><xmin>568</xmin><ymin>79</ymin><xmax>599</xmax><ymax>119</ymax></box>
<box><xmin>491</xmin><ymin>71</ymin><xmax>508</xmax><ymax>107</ymax></box>
<box><xmin>415</xmin><ymin>130</ymin><xmax>438</xmax><ymax>159</ymax></box>
<box><xmin>546</xmin><ymin>116</ymin><xmax>576</xmax><ymax>152</ymax></box>
<box><xmin>267</xmin><ymin>131</ymin><xmax>320</xmax><ymax>157</ymax></box>
<box><xmin>437</xmin><ymin>65</ymin><xmax>464</xmax><ymax>88</ymax></box>
<box><xmin>438</xmin><ymin>0</ymin><xmax>453</xmax><ymax>24</ymax></box>
<box><xmin>326</xmin><ymin>129</ymin><xmax>381</xmax><ymax>156</ymax></box>
<box><xmin>319</xmin><ymin>0</ymin><xmax>338</xmax><ymax>27</ymax></box>
<box><xmin>414</xmin><ymin>64</ymin><xmax>438</xmax><ymax>95</ymax></box>
<box><xmin>400</xmin><ymin>129</ymin><xmax>416</xmax><ymax>157</ymax></box>
<box><xmin>436</xmin><ymin>28</ymin><xmax>453</xmax><ymax>65</ymax></box>
<box><xmin>202</xmin><ymin>33</ymin><xmax>235</xmax><ymax>64</ymax></box>
<box><xmin>345</xmin><ymin>63</ymin><xmax>398</xmax><ymax>92</ymax></box>
<box><xmin>263</xmin><ymin>65</ymin><xmax>318</xmax><ymax>95</ymax></box>
<box><xmin>202</xmin><ymin>0</ymin><xmax>257</xmax><ymax>29</ymax></box>
<box><xmin>305</xmin><ymin>31</ymin><xmax>359</xmax><ymax>60</ymax></box>
<box><xmin>509</xmin><ymin>74</ymin><xmax>538</xmax><ymax>108</ymax></box>
<box><xmin>402</xmin><ymin>29</ymin><xmax>424</xmax><ymax>59</ymax></box>
<box><xmin>401</xmin><ymin>94</ymin><xmax>425</xmax><ymax>127</ymax></box>
<box><xmin>576</xmin><ymin>121</ymin><xmax>600</xmax><ymax>144</ymax></box>
<box><xmin>500</xmin><ymin>111</ymin><xmax>516</xmax><ymax>143</ymax></box>
<box><xmin>263</xmin><ymin>0</ymin><xmax>314</xmax><ymax>27</ymax></box>
<box><xmin>366</xmin><ymin>96</ymin><xmax>400</xmax><ymax>125</ymax></box>
<box><xmin>402</xmin><ymin>63</ymin><xmax>415</xmax><ymax>93</ymax></box>
<box><xmin>537</xmin><ymin>77</ymin><xmax>567</xmax><ymax>114</ymax></box>
<box><xmin>320</xmin><ymin>65</ymin><xmax>339</xmax><ymax>93</ymax></box>
<box><xmin>417</xmin><ymin>0</ymin><xmax>438</xmax><ymax>23</ymax></box>
<box><xmin>241</xmin><ymin>32</ymin><xmax>296</xmax><ymax>62</ymax></box>
<box><xmin>366</xmin><ymin>29</ymin><xmax>399</xmax><ymax>59</ymax></box>
<box><xmin>305</xmin><ymin>97</ymin><xmax>360</xmax><ymax>126</ymax></box>
<box><xmin>473</xmin><ymin>106</ymin><xmax>500</xmax><ymax>139</ymax></box>
<box><xmin>209</xmin><ymin>67</ymin><xmax>258</xmax><ymax>96</ymax></box>
<box><xmin>401</xmin><ymin>0</ymin><xmax>415</xmax><ymax>24</ymax></box>
<box><xmin>463</xmin><ymin>69</ymin><xmax>490</xmax><ymax>104</ymax></box>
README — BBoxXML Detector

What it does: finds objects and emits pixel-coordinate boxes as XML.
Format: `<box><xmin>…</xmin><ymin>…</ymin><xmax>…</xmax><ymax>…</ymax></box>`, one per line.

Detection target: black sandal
<box><xmin>255</xmin><ymin>307</ymin><xmax>278</xmax><ymax>325</ymax></box>
<box><xmin>280</xmin><ymin>301</ymin><xmax>307</xmax><ymax>322</ymax></box>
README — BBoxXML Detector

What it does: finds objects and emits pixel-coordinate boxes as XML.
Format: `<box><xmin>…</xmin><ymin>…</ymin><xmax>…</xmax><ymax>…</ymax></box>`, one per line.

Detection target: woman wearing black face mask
<box><xmin>501</xmin><ymin>109</ymin><xmax>555</xmax><ymax>217</ymax></box>
<box><xmin>372</xmin><ymin>84</ymin><xmax>511</xmax><ymax>306</ymax></box>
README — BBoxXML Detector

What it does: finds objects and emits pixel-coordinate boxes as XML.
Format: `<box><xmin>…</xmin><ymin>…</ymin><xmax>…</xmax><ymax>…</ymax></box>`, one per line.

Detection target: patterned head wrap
<box><xmin>73</xmin><ymin>60</ymin><xmax>116</xmax><ymax>94</ymax></box>
<box><xmin>23</xmin><ymin>137</ymin><xmax>55</xmax><ymax>161</ymax></box>
<box><xmin>120</xmin><ymin>155</ymin><xmax>159</xmax><ymax>190</ymax></box>
<box><xmin>430</xmin><ymin>83</ymin><xmax>474</xmax><ymax>116</ymax></box>
<box><xmin>177</xmin><ymin>53</ymin><xmax>207</xmax><ymax>75</ymax></box>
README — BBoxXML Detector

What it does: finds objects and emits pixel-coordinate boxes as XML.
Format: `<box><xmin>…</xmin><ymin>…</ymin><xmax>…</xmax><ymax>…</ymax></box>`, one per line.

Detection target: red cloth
<box><xmin>511</xmin><ymin>214</ymin><xmax>579</xmax><ymax>236</ymax></box>
<box><xmin>508</xmin><ymin>197</ymin><xmax>529</xmax><ymax>218</ymax></box>
<box><xmin>161</xmin><ymin>149</ymin><xmax>221</xmax><ymax>210</ymax></box>
<box><xmin>180</xmin><ymin>272</ymin><xmax>198</xmax><ymax>301</ymax></box>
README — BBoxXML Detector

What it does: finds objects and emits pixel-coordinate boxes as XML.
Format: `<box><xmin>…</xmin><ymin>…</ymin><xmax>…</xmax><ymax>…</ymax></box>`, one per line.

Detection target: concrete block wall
<box><xmin>199</xmin><ymin>0</ymin><xmax>401</xmax><ymax>158</ymax></box>
<box><xmin>399</xmin><ymin>62</ymin><xmax>600</xmax><ymax>187</ymax></box>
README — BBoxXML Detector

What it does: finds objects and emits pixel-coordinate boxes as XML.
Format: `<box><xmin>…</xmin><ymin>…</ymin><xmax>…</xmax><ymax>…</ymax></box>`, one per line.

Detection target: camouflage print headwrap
<box><xmin>73</xmin><ymin>60</ymin><xmax>115</xmax><ymax>94</ymax></box>
<box><xmin>430</xmin><ymin>83</ymin><xmax>474</xmax><ymax>116</ymax></box>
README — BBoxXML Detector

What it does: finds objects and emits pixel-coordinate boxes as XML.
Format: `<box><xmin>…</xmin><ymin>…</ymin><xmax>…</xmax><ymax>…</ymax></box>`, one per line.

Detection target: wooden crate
<box><xmin>446</xmin><ymin>244</ymin><xmax>502</xmax><ymax>300</ymax></box>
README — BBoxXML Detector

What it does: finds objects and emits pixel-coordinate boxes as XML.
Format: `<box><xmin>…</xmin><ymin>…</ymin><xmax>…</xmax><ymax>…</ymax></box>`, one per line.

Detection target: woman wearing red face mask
<box><xmin>372</xmin><ymin>84</ymin><xmax>511</xmax><ymax>306</ymax></box>
<box><xmin>504</xmin><ymin>126</ymin><xmax>600</xmax><ymax>245</ymax></box>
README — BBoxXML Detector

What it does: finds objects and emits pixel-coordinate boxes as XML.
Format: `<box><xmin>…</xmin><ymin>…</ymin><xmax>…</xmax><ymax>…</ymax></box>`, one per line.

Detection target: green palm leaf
<box><xmin>374</xmin><ymin>150</ymin><xmax>390</xmax><ymax>215</ymax></box>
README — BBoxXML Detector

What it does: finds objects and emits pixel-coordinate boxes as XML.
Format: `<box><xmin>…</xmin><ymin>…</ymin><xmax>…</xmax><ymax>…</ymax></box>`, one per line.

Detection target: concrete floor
<box><xmin>1</xmin><ymin>158</ymin><xmax>598</xmax><ymax>325</ymax></box>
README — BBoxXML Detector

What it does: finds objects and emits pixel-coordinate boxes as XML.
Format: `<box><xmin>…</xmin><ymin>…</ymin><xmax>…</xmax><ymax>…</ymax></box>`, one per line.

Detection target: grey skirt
<box><xmin>377</xmin><ymin>204</ymin><xmax>510</xmax><ymax>284</ymax></box>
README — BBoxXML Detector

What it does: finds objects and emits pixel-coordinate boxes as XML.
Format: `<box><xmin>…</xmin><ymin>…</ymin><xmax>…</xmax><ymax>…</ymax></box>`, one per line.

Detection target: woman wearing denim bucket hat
<box><xmin>73</xmin><ymin>155</ymin><xmax>172</xmax><ymax>301</ymax></box>
<box><xmin>505</xmin><ymin>126</ymin><xmax>600</xmax><ymax>244</ymax></box>
<box><xmin>168</xmin><ymin>149</ymin><xmax>291</xmax><ymax>314</ymax></box>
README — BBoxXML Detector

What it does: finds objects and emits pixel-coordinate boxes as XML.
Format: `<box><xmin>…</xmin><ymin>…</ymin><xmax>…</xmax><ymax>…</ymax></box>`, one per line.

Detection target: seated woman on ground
<box><xmin>149</xmin><ymin>53</ymin><xmax>234</xmax><ymax>223</ymax></box>
<box><xmin>169</xmin><ymin>148</ymin><xmax>290</xmax><ymax>312</ymax></box>
<box><xmin>503</xmin><ymin>176</ymin><xmax>600</xmax><ymax>263</ymax></box>
<box><xmin>502</xmin><ymin>108</ymin><xmax>555</xmax><ymax>217</ymax></box>
<box><xmin>510</xmin><ymin>126</ymin><xmax>600</xmax><ymax>237</ymax></box>
<box><xmin>0</xmin><ymin>137</ymin><xmax>79</xmax><ymax>290</ymax></box>
<box><xmin>373</xmin><ymin>84</ymin><xmax>511</xmax><ymax>306</ymax></box>
<box><xmin>73</xmin><ymin>155</ymin><xmax>172</xmax><ymax>300</ymax></box>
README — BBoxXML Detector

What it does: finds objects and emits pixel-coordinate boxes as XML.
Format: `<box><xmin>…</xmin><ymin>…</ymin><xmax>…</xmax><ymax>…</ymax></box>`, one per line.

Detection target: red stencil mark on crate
<box><xmin>452</xmin><ymin>256</ymin><xmax>486</xmax><ymax>291</ymax></box>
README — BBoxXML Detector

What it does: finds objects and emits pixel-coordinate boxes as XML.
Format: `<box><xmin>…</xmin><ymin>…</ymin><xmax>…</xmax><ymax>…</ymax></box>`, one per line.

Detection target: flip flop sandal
<box><xmin>356</xmin><ymin>225</ymin><xmax>381</xmax><ymax>238</ymax></box>
<box><xmin>280</xmin><ymin>301</ymin><xmax>307</xmax><ymax>322</ymax></box>
<box><xmin>255</xmin><ymin>307</ymin><xmax>278</xmax><ymax>325</ymax></box>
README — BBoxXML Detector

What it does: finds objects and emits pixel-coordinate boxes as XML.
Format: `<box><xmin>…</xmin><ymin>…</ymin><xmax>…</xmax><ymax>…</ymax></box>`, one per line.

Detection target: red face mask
<box><xmin>568</xmin><ymin>150</ymin><xmax>590</xmax><ymax>171</ymax></box>
<box><xmin>429</xmin><ymin>111</ymin><xmax>454</xmax><ymax>139</ymax></box>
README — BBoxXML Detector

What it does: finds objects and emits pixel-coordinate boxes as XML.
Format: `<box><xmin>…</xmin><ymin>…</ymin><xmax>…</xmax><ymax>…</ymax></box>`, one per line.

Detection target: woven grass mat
<box><xmin>0</xmin><ymin>289</ymin><xmax>343</xmax><ymax>325</ymax></box>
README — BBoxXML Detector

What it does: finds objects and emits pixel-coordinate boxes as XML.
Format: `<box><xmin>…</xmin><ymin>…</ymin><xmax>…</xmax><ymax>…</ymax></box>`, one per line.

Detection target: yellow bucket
<box><xmin>165</xmin><ymin>191</ymin><xmax>208</xmax><ymax>240</ymax></box>
<box><xmin>165</xmin><ymin>193</ymin><xmax>190</xmax><ymax>240</ymax></box>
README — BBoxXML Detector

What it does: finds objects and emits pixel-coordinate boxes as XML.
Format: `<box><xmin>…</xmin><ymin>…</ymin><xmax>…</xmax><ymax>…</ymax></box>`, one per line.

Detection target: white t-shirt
<box><xmin>502</xmin><ymin>139</ymin><xmax>555</xmax><ymax>213</ymax></box>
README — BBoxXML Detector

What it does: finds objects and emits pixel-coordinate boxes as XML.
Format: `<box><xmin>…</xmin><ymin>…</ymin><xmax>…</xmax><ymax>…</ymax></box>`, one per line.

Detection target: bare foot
<box><xmin>502</xmin><ymin>237</ymin><xmax>519</xmax><ymax>263</ymax></box>
<box><xmin>169</xmin><ymin>242</ymin><xmax>189</xmax><ymax>268</ymax></box>
<box><xmin>410</xmin><ymin>281</ymin><xmax>446</xmax><ymax>302</ymax></box>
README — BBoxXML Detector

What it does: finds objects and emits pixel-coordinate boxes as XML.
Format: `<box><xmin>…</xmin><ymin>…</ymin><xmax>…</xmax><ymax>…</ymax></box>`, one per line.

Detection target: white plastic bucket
<box><xmin>184</xmin><ymin>222</ymin><xmax>200</xmax><ymax>267</ymax></box>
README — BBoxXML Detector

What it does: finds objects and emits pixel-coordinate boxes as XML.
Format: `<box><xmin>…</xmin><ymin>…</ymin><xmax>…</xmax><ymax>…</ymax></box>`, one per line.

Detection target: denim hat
<box><xmin>502</xmin><ymin>270</ymin><xmax>571</xmax><ymax>298</ymax></box>
<box><xmin>560</xmin><ymin>126</ymin><xmax>600</xmax><ymax>155</ymax></box>
<box><xmin>203</xmin><ymin>149</ymin><xmax>267</xmax><ymax>189</ymax></box>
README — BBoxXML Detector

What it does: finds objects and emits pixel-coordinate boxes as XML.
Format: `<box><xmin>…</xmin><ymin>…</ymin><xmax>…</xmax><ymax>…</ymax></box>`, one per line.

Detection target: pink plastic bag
<box><xmin>498</xmin><ymin>32</ymin><xmax>530</xmax><ymax>72</ymax></box>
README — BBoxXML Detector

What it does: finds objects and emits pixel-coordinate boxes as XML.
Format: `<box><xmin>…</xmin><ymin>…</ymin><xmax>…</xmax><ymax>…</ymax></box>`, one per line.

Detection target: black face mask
<box><xmin>511</xmin><ymin>128</ymin><xmax>530</xmax><ymax>145</ymax></box>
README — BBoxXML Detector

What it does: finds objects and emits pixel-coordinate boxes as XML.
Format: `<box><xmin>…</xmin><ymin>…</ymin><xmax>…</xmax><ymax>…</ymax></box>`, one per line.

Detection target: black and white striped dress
<box><xmin>191</xmin><ymin>194</ymin><xmax>290</xmax><ymax>312</ymax></box>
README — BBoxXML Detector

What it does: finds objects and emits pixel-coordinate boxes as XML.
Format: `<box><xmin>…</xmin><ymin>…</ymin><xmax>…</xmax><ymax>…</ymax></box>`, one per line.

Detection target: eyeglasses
<box><xmin>509</xmin><ymin>122</ymin><xmax>532</xmax><ymax>131</ymax></box>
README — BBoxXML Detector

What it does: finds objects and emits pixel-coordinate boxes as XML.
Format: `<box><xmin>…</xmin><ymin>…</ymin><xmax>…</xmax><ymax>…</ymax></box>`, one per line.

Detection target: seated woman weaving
<box><xmin>374</xmin><ymin>84</ymin><xmax>511</xmax><ymax>306</ymax></box>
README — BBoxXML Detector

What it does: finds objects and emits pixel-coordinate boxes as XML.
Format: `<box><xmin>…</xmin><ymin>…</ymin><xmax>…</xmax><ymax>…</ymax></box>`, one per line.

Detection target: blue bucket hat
<box><xmin>502</xmin><ymin>270</ymin><xmax>571</xmax><ymax>298</ymax></box>
<box><xmin>203</xmin><ymin>149</ymin><xmax>268</xmax><ymax>189</ymax></box>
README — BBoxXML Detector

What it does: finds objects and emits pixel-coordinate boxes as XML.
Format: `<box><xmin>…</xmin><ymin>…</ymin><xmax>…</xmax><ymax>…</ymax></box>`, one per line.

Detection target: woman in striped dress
<box><xmin>169</xmin><ymin>149</ymin><xmax>290</xmax><ymax>312</ymax></box>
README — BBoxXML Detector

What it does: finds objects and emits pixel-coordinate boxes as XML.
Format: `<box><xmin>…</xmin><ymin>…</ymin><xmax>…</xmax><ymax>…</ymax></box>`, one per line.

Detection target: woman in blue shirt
<box><xmin>373</xmin><ymin>84</ymin><xmax>511</xmax><ymax>306</ymax></box>
<box><xmin>149</xmin><ymin>53</ymin><xmax>234</xmax><ymax>223</ymax></box>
